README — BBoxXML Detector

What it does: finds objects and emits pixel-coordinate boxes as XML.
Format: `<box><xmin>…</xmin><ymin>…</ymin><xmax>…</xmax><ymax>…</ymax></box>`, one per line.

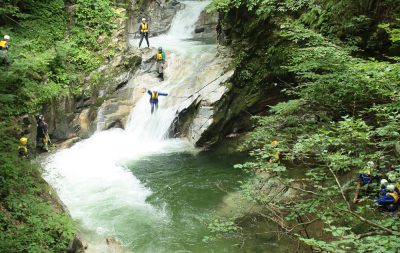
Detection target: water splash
<box><xmin>44</xmin><ymin>0</ymin><xmax>213</xmax><ymax>251</ymax></box>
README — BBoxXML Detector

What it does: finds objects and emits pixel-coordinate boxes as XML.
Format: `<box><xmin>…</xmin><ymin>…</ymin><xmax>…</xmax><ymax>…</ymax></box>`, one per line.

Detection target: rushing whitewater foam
<box><xmin>168</xmin><ymin>1</ymin><xmax>210</xmax><ymax>39</ymax></box>
<box><xmin>44</xmin><ymin>0</ymin><xmax>213</xmax><ymax>251</ymax></box>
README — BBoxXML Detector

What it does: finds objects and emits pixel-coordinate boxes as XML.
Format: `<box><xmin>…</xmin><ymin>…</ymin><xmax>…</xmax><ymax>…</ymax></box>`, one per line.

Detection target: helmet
<box><xmin>38</xmin><ymin>114</ymin><xmax>44</xmax><ymax>121</ymax></box>
<box><xmin>367</xmin><ymin>161</ymin><xmax>374</xmax><ymax>167</ymax></box>
<box><xmin>142</xmin><ymin>18</ymin><xmax>146</xmax><ymax>22</ymax></box>
<box><xmin>158</xmin><ymin>47</ymin><xmax>162</xmax><ymax>52</ymax></box>
<box><xmin>272</xmin><ymin>140</ymin><xmax>279</xmax><ymax>145</ymax></box>
<box><xmin>386</xmin><ymin>184</ymin><xmax>396</xmax><ymax>192</ymax></box>
<box><xmin>20</xmin><ymin>137</ymin><xmax>28</xmax><ymax>145</ymax></box>
<box><xmin>4</xmin><ymin>35</ymin><xmax>10</xmax><ymax>40</ymax></box>
<box><xmin>380</xmin><ymin>179</ymin><xmax>388</xmax><ymax>187</ymax></box>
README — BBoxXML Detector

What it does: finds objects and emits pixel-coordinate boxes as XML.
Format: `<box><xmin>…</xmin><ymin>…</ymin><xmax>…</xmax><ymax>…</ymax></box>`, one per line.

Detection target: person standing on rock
<box><xmin>147</xmin><ymin>89</ymin><xmax>168</xmax><ymax>114</ymax></box>
<box><xmin>138</xmin><ymin>18</ymin><xmax>150</xmax><ymax>48</ymax></box>
<box><xmin>155</xmin><ymin>47</ymin><xmax>166</xmax><ymax>81</ymax></box>
<box><xmin>36</xmin><ymin>115</ymin><xmax>50</xmax><ymax>152</ymax></box>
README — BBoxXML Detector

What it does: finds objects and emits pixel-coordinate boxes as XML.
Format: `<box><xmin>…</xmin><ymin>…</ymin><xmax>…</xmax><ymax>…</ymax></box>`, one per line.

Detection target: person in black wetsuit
<box><xmin>36</xmin><ymin>115</ymin><xmax>50</xmax><ymax>152</ymax></box>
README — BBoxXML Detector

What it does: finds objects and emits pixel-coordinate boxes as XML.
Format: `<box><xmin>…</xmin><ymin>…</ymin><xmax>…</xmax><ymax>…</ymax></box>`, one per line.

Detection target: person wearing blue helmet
<box><xmin>155</xmin><ymin>47</ymin><xmax>166</xmax><ymax>81</ymax></box>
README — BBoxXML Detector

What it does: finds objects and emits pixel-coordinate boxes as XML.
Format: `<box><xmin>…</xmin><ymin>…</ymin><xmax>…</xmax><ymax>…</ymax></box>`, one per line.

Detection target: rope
<box><xmin>173</xmin><ymin>75</ymin><xmax>224</xmax><ymax>104</ymax></box>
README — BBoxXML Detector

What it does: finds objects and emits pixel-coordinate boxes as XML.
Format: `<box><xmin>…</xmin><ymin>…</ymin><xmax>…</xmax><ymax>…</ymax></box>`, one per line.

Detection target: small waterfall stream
<box><xmin>42</xmin><ymin>2</ymin><xmax>295</xmax><ymax>252</ymax></box>
<box><xmin>43</xmin><ymin>1</ymin><xmax>219</xmax><ymax>252</ymax></box>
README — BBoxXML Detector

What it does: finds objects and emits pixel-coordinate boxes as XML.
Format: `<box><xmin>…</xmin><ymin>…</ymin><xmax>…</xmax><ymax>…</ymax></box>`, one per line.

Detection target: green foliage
<box><xmin>0</xmin><ymin>0</ymin><xmax>118</xmax><ymax>118</ymax></box>
<box><xmin>0</xmin><ymin>127</ymin><xmax>75</xmax><ymax>252</ymax></box>
<box><xmin>380</xmin><ymin>19</ymin><xmax>400</xmax><ymax>43</ymax></box>
<box><xmin>208</xmin><ymin>0</ymin><xmax>309</xmax><ymax>17</ymax></box>
<box><xmin>210</xmin><ymin>0</ymin><xmax>400</xmax><ymax>251</ymax></box>
<box><xmin>0</xmin><ymin>0</ymin><xmax>121</xmax><ymax>251</ymax></box>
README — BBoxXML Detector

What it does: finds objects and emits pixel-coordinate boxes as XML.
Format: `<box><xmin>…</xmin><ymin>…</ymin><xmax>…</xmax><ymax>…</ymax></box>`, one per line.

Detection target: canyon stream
<box><xmin>43</xmin><ymin>1</ymin><xmax>293</xmax><ymax>252</ymax></box>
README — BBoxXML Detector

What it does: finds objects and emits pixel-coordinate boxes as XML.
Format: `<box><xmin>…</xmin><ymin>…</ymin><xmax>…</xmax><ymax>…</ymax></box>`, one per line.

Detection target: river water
<box><xmin>43</xmin><ymin>1</ymin><xmax>294</xmax><ymax>252</ymax></box>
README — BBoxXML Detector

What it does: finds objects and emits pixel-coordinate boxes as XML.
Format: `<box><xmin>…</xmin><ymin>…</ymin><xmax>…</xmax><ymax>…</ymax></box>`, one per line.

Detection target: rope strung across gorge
<box><xmin>169</xmin><ymin>75</ymin><xmax>223</xmax><ymax>102</ymax></box>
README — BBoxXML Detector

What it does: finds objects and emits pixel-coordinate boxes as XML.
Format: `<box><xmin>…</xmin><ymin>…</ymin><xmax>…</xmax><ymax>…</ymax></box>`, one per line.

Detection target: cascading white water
<box><xmin>44</xmin><ymin>1</ymin><xmax>215</xmax><ymax>252</ymax></box>
<box><xmin>168</xmin><ymin>1</ymin><xmax>209</xmax><ymax>39</ymax></box>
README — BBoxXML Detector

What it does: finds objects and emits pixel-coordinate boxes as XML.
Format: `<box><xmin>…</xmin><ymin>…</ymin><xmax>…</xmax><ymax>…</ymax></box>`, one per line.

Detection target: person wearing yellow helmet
<box><xmin>268</xmin><ymin>140</ymin><xmax>281</xmax><ymax>163</ymax></box>
<box><xmin>18</xmin><ymin>137</ymin><xmax>29</xmax><ymax>158</ymax></box>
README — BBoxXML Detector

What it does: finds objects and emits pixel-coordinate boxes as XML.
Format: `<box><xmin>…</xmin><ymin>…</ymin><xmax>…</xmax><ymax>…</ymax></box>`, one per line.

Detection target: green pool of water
<box><xmin>107</xmin><ymin>151</ymin><xmax>295</xmax><ymax>253</ymax></box>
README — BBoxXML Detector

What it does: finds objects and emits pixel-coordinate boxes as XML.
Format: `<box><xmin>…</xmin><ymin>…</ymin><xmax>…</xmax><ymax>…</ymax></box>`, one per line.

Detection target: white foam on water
<box><xmin>43</xmin><ymin>0</ymin><xmax>213</xmax><ymax>250</ymax></box>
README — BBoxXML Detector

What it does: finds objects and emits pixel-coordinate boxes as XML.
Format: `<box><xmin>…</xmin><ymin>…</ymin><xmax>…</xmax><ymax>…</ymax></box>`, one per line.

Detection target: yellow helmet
<box><xmin>272</xmin><ymin>140</ymin><xmax>279</xmax><ymax>145</ymax></box>
<box><xmin>20</xmin><ymin>137</ymin><xmax>28</xmax><ymax>145</ymax></box>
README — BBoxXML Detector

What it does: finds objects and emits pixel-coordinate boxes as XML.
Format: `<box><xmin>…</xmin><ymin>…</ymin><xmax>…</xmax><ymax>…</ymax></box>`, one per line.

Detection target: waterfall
<box><xmin>43</xmin><ymin>1</ymin><xmax>214</xmax><ymax>251</ymax></box>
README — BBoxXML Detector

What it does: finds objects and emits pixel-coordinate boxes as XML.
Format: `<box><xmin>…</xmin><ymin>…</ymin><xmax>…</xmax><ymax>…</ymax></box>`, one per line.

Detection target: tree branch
<box><xmin>329</xmin><ymin>168</ymin><xmax>394</xmax><ymax>235</ymax></box>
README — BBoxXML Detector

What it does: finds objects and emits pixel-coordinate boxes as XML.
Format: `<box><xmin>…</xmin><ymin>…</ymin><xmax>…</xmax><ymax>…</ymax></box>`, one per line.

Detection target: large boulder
<box><xmin>193</xmin><ymin>9</ymin><xmax>218</xmax><ymax>42</ymax></box>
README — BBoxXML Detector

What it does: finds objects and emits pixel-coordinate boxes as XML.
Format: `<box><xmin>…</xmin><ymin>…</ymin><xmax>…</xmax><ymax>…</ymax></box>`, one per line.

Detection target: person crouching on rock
<box><xmin>18</xmin><ymin>137</ymin><xmax>29</xmax><ymax>158</ymax></box>
<box><xmin>376</xmin><ymin>184</ymin><xmax>399</xmax><ymax>212</ymax></box>
<box><xmin>147</xmin><ymin>89</ymin><xmax>168</xmax><ymax>114</ymax></box>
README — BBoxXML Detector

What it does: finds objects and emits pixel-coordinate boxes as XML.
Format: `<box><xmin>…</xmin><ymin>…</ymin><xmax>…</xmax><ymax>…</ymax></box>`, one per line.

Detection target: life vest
<box><xmin>387</xmin><ymin>192</ymin><xmax>399</xmax><ymax>204</ymax></box>
<box><xmin>274</xmin><ymin>151</ymin><xmax>281</xmax><ymax>160</ymax></box>
<box><xmin>0</xmin><ymin>40</ymin><xmax>7</xmax><ymax>50</ymax></box>
<box><xmin>141</xmin><ymin>23</ymin><xmax>148</xmax><ymax>33</ymax></box>
<box><xmin>396</xmin><ymin>182</ymin><xmax>400</xmax><ymax>193</ymax></box>
<box><xmin>157</xmin><ymin>53</ymin><xmax>163</xmax><ymax>61</ymax></box>
<box><xmin>151</xmin><ymin>91</ymin><xmax>159</xmax><ymax>100</ymax></box>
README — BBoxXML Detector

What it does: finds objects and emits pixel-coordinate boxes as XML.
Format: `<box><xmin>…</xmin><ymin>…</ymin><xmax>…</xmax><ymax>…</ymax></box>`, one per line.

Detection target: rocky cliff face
<box><xmin>42</xmin><ymin>8</ymin><xmax>141</xmax><ymax>143</ymax></box>
<box><xmin>193</xmin><ymin>8</ymin><xmax>218</xmax><ymax>42</ymax></box>
<box><xmin>43</xmin><ymin>1</ymin><xmax>285</xmax><ymax>150</ymax></box>
<box><xmin>127</xmin><ymin>0</ymin><xmax>183</xmax><ymax>37</ymax></box>
<box><xmin>171</xmin><ymin>7</ymin><xmax>290</xmax><ymax>148</ymax></box>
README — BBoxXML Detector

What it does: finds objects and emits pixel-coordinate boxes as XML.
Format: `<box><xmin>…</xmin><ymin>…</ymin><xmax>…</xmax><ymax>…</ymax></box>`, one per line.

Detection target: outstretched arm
<box><xmin>158</xmin><ymin>92</ymin><xmax>168</xmax><ymax>96</ymax></box>
<box><xmin>147</xmin><ymin>90</ymin><xmax>152</xmax><ymax>95</ymax></box>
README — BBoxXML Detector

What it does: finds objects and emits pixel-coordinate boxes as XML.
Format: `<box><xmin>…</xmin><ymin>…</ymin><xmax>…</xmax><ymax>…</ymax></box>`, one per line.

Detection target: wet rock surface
<box><xmin>193</xmin><ymin>9</ymin><xmax>218</xmax><ymax>41</ymax></box>
<box><xmin>127</xmin><ymin>0</ymin><xmax>183</xmax><ymax>38</ymax></box>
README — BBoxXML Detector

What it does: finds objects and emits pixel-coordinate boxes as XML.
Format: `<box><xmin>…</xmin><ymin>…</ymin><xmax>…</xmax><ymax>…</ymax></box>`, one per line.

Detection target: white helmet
<box><xmin>142</xmin><ymin>18</ymin><xmax>146</xmax><ymax>22</ymax></box>
<box><xmin>4</xmin><ymin>35</ymin><xmax>10</xmax><ymax>40</ymax></box>
<box><xmin>380</xmin><ymin>179</ymin><xmax>388</xmax><ymax>187</ymax></box>
<box><xmin>367</xmin><ymin>161</ymin><xmax>374</xmax><ymax>167</ymax></box>
<box><xmin>386</xmin><ymin>184</ymin><xmax>396</xmax><ymax>192</ymax></box>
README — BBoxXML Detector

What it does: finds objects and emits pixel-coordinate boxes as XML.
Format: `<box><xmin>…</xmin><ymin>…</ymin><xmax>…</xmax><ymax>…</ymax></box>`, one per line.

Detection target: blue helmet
<box><xmin>158</xmin><ymin>47</ymin><xmax>162</xmax><ymax>52</ymax></box>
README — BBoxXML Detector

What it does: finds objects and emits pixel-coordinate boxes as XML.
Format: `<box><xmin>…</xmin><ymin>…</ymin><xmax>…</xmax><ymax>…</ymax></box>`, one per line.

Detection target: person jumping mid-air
<box><xmin>147</xmin><ymin>89</ymin><xmax>168</xmax><ymax>114</ymax></box>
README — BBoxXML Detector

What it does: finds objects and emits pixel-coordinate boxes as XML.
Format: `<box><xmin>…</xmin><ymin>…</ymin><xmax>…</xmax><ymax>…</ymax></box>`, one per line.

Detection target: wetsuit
<box><xmin>139</xmin><ymin>22</ymin><xmax>150</xmax><ymax>48</ymax></box>
<box><xmin>147</xmin><ymin>90</ymin><xmax>168</xmax><ymax>114</ymax></box>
